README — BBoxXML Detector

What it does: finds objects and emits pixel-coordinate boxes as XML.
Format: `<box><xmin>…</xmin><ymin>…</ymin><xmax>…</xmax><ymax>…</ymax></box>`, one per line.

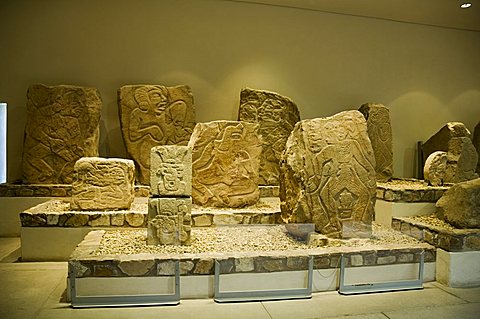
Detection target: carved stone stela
<box><xmin>118</xmin><ymin>85</ymin><xmax>195</xmax><ymax>185</ymax></box>
<box><xmin>238</xmin><ymin>88</ymin><xmax>300</xmax><ymax>186</ymax></box>
<box><xmin>71</xmin><ymin>157</ymin><xmax>135</xmax><ymax>211</ymax></box>
<box><xmin>188</xmin><ymin>121</ymin><xmax>262</xmax><ymax>208</ymax></box>
<box><xmin>358</xmin><ymin>103</ymin><xmax>393</xmax><ymax>182</ymax></box>
<box><xmin>280</xmin><ymin>111</ymin><xmax>376</xmax><ymax>238</ymax></box>
<box><xmin>147</xmin><ymin>197</ymin><xmax>192</xmax><ymax>245</ymax></box>
<box><xmin>150</xmin><ymin>145</ymin><xmax>192</xmax><ymax>197</ymax></box>
<box><xmin>22</xmin><ymin>84</ymin><xmax>102</xmax><ymax>184</ymax></box>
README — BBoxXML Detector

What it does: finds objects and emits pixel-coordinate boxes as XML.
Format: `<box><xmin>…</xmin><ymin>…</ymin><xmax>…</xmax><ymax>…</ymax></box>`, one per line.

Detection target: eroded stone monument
<box><xmin>188</xmin><ymin>121</ymin><xmax>262</xmax><ymax>208</ymax></box>
<box><xmin>358</xmin><ymin>103</ymin><xmax>393</xmax><ymax>182</ymax></box>
<box><xmin>22</xmin><ymin>84</ymin><xmax>102</xmax><ymax>184</ymax></box>
<box><xmin>422</xmin><ymin>122</ymin><xmax>478</xmax><ymax>183</ymax></box>
<box><xmin>147</xmin><ymin>145</ymin><xmax>192</xmax><ymax>245</ymax></box>
<box><xmin>238</xmin><ymin>88</ymin><xmax>300</xmax><ymax>185</ymax></box>
<box><xmin>71</xmin><ymin>157</ymin><xmax>135</xmax><ymax>211</ymax></box>
<box><xmin>280</xmin><ymin>110</ymin><xmax>377</xmax><ymax>238</ymax></box>
<box><xmin>118</xmin><ymin>85</ymin><xmax>195</xmax><ymax>185</ymax></box>
<box><xmin>436</xmin><ymin>178</ymin><xmax>480</xmax><ymax>229</ymax></box>
<box><xmin>424</xmin><ymin>151</ymin><xmax>448</xmax><ymax>186</ymax></box>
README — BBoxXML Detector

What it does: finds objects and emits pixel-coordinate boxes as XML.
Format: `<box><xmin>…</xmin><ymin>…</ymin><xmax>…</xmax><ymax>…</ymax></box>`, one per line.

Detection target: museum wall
<box><xmin>0</xmin><ymin>0</ymin><xmax>479</xmax><ymax>182</ymax></box>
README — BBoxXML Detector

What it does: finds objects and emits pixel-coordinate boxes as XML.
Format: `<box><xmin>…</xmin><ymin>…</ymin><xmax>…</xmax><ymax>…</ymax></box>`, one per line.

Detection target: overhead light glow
<box><xmin>460</xmin><ymin>3</ymin><xmax>472</xmax><ymax>8</ymax></box>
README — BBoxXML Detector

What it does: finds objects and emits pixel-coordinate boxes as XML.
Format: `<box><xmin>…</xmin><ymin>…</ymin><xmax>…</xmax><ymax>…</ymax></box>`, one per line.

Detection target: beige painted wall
<box><xmin>1</xmin><ymin>0</ymin><xmax>479</xmax><ymax>182</ymax></box>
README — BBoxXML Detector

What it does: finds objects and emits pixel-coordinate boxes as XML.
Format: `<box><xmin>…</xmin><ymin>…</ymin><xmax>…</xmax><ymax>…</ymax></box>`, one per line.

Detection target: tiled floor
<box><xmin>1</xmin><ymin>237</ymin><xmax>479</xmax><ymax>319</ymax></box>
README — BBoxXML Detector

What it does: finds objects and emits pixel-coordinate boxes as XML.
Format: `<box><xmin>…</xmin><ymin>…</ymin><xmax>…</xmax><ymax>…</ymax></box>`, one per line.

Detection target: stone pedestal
<box><xmin>147</xmin><ymin>145</ymin><xmax>192</xmax><ymax>246</ymax></box>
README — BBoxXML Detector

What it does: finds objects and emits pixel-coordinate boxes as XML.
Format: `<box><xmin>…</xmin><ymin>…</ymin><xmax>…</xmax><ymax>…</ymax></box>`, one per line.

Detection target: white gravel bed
<box><xmin>93</xmin><ymin>223</ymin><xmax>422</xmax><ymax>256</ymax></box>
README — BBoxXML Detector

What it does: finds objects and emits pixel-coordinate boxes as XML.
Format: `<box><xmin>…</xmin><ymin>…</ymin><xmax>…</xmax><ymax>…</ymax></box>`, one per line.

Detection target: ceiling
<box><xmin>226</xmin><ymin>0</ymin><xmax>480</xmax><ymax>31</ymax></box>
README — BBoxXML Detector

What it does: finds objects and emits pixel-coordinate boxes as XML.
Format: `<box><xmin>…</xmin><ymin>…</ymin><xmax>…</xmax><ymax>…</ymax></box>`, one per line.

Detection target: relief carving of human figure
<box><xmin>193</xmin><ymin>124</ymin><xmax>258</xmax><ymax>207</ymax></box>
<box><xmin>25</xmin><ymin>91</ymin><xmax>83</xmax><ymax>183</ymax></box>
<box><xmin>128</xmin><ymin>87</ymin><xmax>192</xmax><ymax>183</ymax></box>
<box><xmin>306</xmin><ymin>116</ymin><xmax>376</xmax><ymax>235</ymax></box>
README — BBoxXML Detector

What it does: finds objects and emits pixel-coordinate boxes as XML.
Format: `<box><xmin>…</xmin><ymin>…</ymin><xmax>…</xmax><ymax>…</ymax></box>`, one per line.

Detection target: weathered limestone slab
<box><xmin>358</xmin><ymin>103</ymin><xmax>393</xmax><ymax>182</ymax></box>
<box><xmin>444</xmin><ymin>136</ymin><xmax>478</xmax><ymax>183</ymax></box>
<box><xmin>70</xmin><ymin>157</ymin><xmax>135</xmax><ymax>211</ymax></box>
<box><xmin>474</xmin><ymin>121</ymin><xmax>480</xmax><ymax>174</ymax></box>
<box><xmin>238</xmin><ymin>88</ymin><xmax>300</xmax><ymax>186</ymax></box>
<box><xmin>150</xmin><ymin>145</ymin><xmax>192</xmax><ymax>197</ymax></box>
<box><xmin>422</xmin><ymin>122</ymin><xmax>478</xmax><ymax>183</ymax></box>
<box><xmin>118</xmin><ymin>85</ymin><xmax>195</xmax><ymax>185</ymax></box>
<box><xmin>147</xmin><ymin>197</ymin><xmax>192</xmax><ymax>245</ymax></box>
<box><xmin>424</xmin><ymin>151</ymin><xmax>448</xmax><ymax>186</ymax></box>
<box><xmin>280</xmin><ymin>111</ymin><xmax>376</xmax><ymax>238</ymax></box>
<box><xmin>436</xmin><ymin>178</ymin><xmax>480</xmax><ymax>229</ymax></box>
<box><xmin>22</xmin><ymin>84</ymin><xmax>102</xmax><ymax>184</ymax></box>
<box><xmin>188</xmin><ymin>121</ymin><xmax>262</xmax><ymax>208</ymax></box>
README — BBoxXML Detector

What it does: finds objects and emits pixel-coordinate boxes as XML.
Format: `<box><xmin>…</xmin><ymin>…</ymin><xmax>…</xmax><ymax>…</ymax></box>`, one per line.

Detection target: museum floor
<box><xmin>0</xmin><ymin>238</ymin><xmax>479</xmax><ymax>319</ymax></box>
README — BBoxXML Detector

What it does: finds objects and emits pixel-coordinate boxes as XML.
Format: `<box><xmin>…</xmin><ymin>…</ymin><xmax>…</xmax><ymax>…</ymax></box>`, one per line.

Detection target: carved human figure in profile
<box><xmin>118</xmin><ymin>85</ymin><xmax>195</xmax><ymax>184</ymax></box>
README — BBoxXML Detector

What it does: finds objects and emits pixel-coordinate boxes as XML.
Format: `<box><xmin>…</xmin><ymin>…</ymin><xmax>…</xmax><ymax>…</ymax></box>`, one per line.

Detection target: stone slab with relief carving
<box><xmin>70</xmin><ymin>157</ymin><xmax>135</xmax><ymax>211</ymax></box>
<box><xmin>147</xmin><ymin>197</ymin><xmax>192</xmax><ymax>245</ymax></box>
<box><xmin>238</xmin><ymin>88</ymin><xmax>300</xmax><ymax>186</ymax></box>
<box><xmin>118</xmin><ymin>85</ymin><xmax>195</xmax><ymax>185</ymax></box>
<box><xmin>22</xmin><ymin>84</ymin><xmax>102</xmax><ymax>184</ymax></box>
<box><xmin>188</xmin><ymin>121</ymin><xmax>262</xmax><ymax>208</ymax></box>
<box><xmin>280</xmin><ymin>110</ymin><xmax>376</xmax><ymax>238</ymax></box>
<box><xmin>150</xmin><ymin>145</ymin><xmax>192</xmax><ymax>197</ymax></box>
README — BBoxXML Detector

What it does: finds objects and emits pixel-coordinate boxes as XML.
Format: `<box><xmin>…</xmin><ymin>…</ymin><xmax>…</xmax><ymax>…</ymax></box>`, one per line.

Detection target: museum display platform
<box><xmin>67</xmin><ymin>228</ymin><xmax>435</xmax><ymax>307</ymax></box>
<box><xmin>392</xmin><ymin>215</ymin><xmax>480</xmax><ymax>287</ymax></box>
<box><xmin>374</xmin><ymin>178</ymin><xmax>450</xmax><ymax>226</ymax></box>
<box><xmin>17</xmin><ymin>186</ymin><xmax>280</xmax><ymax>261</ymax></box>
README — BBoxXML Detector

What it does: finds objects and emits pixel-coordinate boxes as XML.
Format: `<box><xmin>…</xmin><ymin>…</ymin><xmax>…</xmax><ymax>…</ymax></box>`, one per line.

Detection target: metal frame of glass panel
<box><xmin>338</xmin><ymin>251</ymin><xmax>424</xmax><ymax>295</ymax></box>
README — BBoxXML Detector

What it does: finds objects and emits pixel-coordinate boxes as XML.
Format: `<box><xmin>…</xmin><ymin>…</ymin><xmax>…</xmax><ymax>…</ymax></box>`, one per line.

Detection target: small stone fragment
<box><xmin>424</xmin><ymin>151</ymin><xmax>448</xmax><ymax>186</ymax></box>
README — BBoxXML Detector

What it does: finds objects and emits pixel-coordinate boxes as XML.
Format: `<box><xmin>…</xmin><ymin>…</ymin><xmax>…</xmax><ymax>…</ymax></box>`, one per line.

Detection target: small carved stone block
<box><xmin>70</xmin><ymin>157</ymin><xmax>135</xmax><ymax>211</ymax></box>
<box><xmin>279</xmin><ymin>111</ymin><xmax>376</xmax><ymax>238</ymax></box>
<box><xmin>358</xmin><ymin>103</ymin><xmax>393</xmax><ymax>182</ymax></box>
<box><xmin>188</xmin><ymin>121</ymin><xmax>262</xmax><ymax>208</ymax></box>
<box><xmin>147</xmin><ymin>197</ymin><xmax>192</xmax><ymax>245</ymax></box>
<box><xmin>150</xmin><ymin>145</ymin><xmax>192</xmax><ymax>197</ymax></box>
<box><xmin>118</xmin><ymin>85</ymin><xmax>195</xmax><ymax>185</ymax></box>
<box><xmin>238</xmin><ymin>88</ymin><xmax>300</xmax><ymax>186</ymax></box>
<box><xmin>424</xmin><ymin>151</ymin><xmax>448</xmax><ymax>186</ymax></box>
<box><xmin>22</xmin><ymin>84</ymin><xmax>102</xmax><ymax>184</ymax></box>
